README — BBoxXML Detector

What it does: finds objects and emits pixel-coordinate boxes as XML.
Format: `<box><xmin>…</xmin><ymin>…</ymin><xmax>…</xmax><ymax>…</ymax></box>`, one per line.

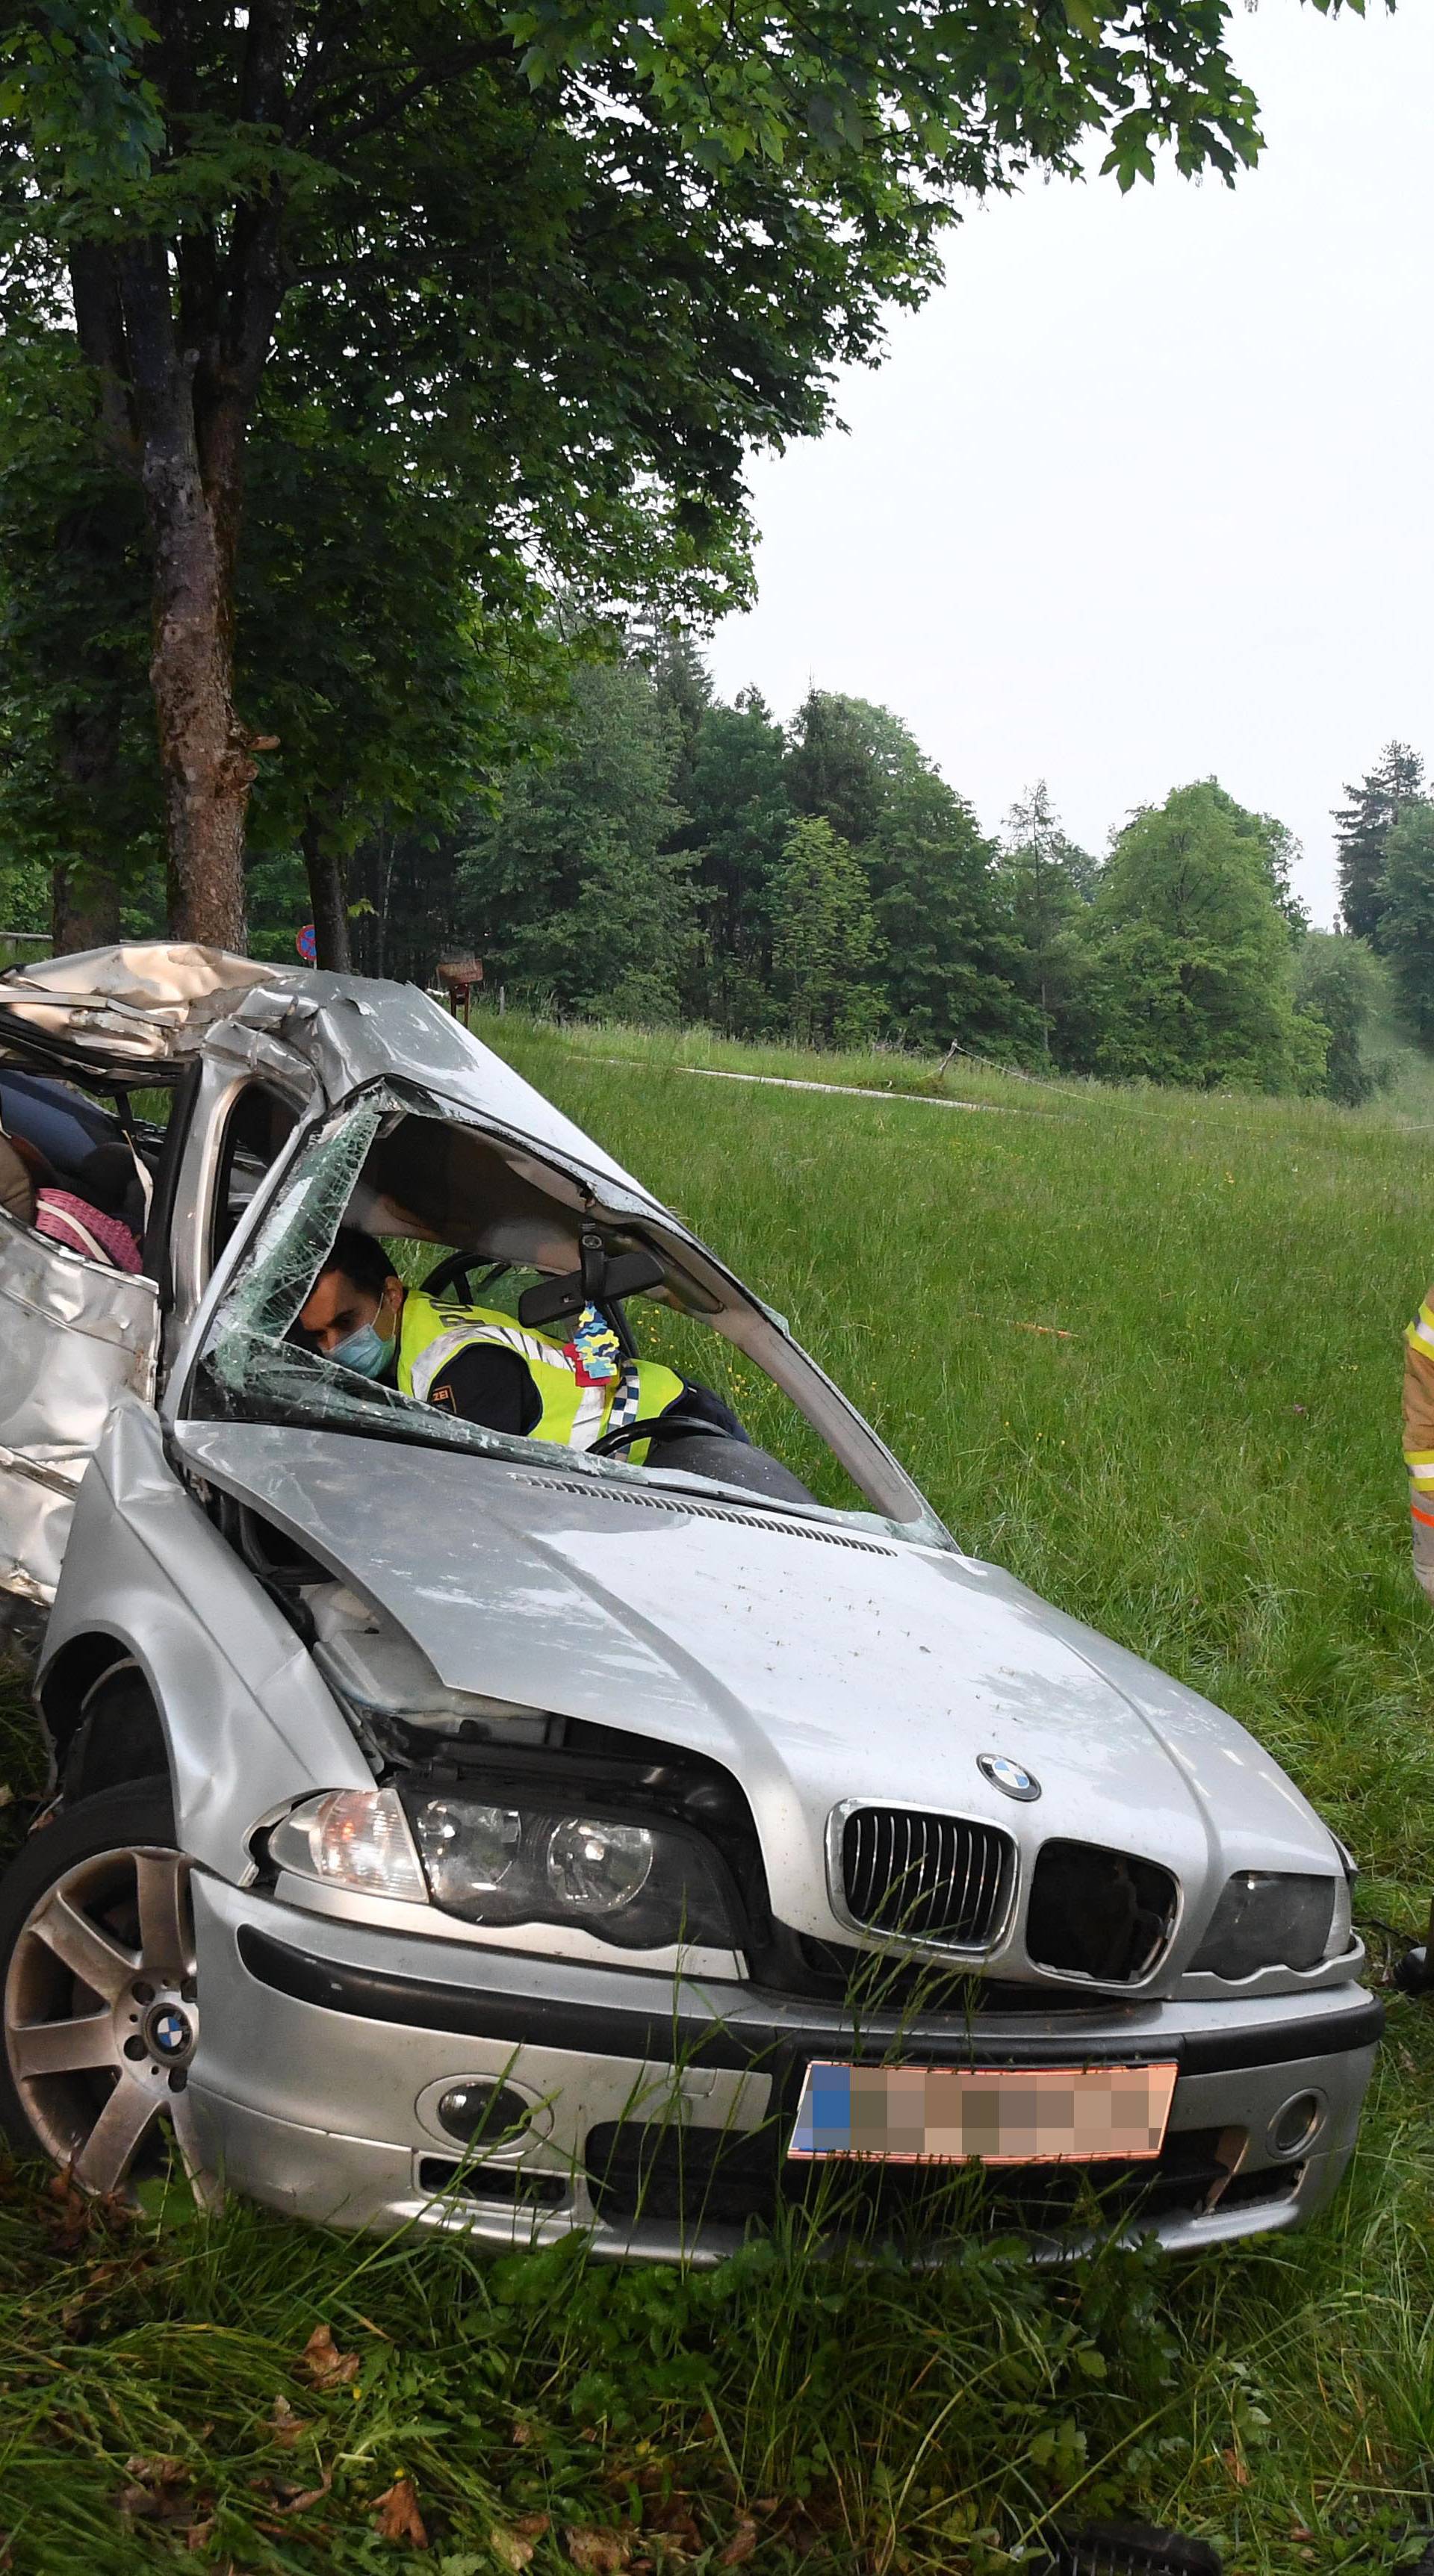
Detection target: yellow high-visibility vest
<box><xmin>397</xmin><ymin>1288</ymin><xmax>684</xmax><ymax>1457</ymax></box>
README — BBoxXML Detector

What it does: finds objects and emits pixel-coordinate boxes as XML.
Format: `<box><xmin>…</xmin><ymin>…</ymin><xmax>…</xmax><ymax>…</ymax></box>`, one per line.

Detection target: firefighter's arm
<box><xmin>426</xmin><ymin>1343</ymin><xmax>539</xmax><ymax>1435</ymax></box>
<box><xmin>1403</xmin><ymin>1290</ymin><xmax>1434</xmax><ymax>1600</ymax></box>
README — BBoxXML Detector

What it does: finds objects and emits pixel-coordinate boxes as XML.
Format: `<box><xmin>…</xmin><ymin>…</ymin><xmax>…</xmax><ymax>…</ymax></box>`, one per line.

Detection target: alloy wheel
<box><xmin>4</xmin><ymin>1841</ymin><xmax>217</xmax><ymax>2205</ymax></box>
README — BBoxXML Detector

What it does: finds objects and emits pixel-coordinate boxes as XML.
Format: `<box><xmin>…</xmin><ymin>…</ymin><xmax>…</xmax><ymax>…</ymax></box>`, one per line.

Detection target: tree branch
<box><xmin>284</xmin><ymin>3</ymin><xmax>369</xmax><ymax>141</ymax></box>
<box><xmin>307</xmin><ymin>34</ymin><xmax>518</xmax><ymax>149</ymax></box>
<box><xmin>113</xmin><ymin>234</ymin><xmax>187</xmax><ymax>451</ymax></box>
<box><xmin>68</xmin><ymin>243</ymin><xmax>140</xmax><ymax>470</ymax></box>
<box><xmin>240</xmin><ymin>0</ymin><xmax>299</xmax><ymax>128</ymax></box>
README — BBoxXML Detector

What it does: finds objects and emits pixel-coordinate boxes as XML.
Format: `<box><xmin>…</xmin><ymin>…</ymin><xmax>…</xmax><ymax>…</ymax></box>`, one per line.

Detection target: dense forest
<box><xmin>1</xmin><ymin>598</ymin><xmax>1427</xmax><ymax>1104</ymax></box>
<box><xmin>1</xmin><ymin>632</ymin><xmax>1427</xmax><ymax>1107</ymax></box>
<box><xmin>232</xmin><ymin>661</ymin><xmax>1434</xmax><ymax>1106</ymax></box>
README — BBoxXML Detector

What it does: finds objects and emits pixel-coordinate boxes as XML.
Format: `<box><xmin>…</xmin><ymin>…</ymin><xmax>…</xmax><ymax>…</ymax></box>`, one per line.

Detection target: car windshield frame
<box><xmin>180</xmin><ymin>1084</ymin><xmax>947</xmax><ymax>1546</ymax></box>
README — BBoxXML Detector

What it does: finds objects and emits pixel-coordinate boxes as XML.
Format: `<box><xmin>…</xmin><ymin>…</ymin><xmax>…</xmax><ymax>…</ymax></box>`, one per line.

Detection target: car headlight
<box><xmin>267</xmin><ymin>1788</ymin><xmax>428</xmax><ymax>1903</ymax></box>
<box><xmin>400</xmin><ymin>1788</ymin><xmax>738</xmax><ymax>1950</ymax></box>
<box><xmin>1191</xmin><ymin>1870</ymin><xmax>1350</xmax><ymax>1979</ymax></box>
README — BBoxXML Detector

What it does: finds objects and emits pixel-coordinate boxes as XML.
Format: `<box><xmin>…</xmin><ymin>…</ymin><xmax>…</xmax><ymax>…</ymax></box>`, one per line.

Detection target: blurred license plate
<box><xmin>787</xmin><ymin>2062</ymin><xmax>1179</xmax><ymax>2165</ymax></box>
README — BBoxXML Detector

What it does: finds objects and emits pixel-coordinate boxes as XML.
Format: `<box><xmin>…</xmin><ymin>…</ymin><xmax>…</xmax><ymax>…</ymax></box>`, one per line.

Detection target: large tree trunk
<box><xmin>60</xmin><ymin>8</ymin><xmax>294</xmax><ymax>956</ymax></box>
<box><xmin>117</xmin><ymin>240</ymin><xmax>253</xmax><ymax>951</ymax></box>
<box><xmin>146</xmin><ymin>474</ymin><xmax>254</xmax><ymax>952</ymax></box>
<box><xmin>301</xmin><ymin>811</ymin><xmax>352</xmax><ymax>971</ymax></box>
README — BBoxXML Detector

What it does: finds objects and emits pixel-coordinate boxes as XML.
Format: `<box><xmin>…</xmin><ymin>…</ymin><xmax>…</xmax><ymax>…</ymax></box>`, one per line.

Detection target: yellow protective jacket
<box><xmin>1402</xmin><ymin>1288</ymin><xmax>1434</xmax><ymax>1596</ymax></box>
<box><xmin>397</xmin><ymin>1287</ymin><xmax>684</xmax><ymax>1456</ymax></box>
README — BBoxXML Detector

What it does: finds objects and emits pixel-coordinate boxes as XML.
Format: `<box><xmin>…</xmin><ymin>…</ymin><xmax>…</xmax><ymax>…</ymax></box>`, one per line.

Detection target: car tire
<box><xmin>0</xmin><ymin>1779</ymin><xmax>218</xmax><ymax>2206</ymax></box>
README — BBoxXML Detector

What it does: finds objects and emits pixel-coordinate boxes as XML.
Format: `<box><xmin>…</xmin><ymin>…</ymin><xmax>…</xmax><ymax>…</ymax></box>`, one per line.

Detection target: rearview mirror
<box><xmin>518</xmin><ymin>1231</ymin><xmax>664</xmax><ymax>1328</ymax></box>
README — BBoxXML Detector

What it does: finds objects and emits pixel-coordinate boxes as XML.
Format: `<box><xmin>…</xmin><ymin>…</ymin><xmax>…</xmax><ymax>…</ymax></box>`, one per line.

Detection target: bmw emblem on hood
<box><xmin>978</xmin><ymin>1753</ymin><xmax>1040</xmax><ymax>1802</ymax></box>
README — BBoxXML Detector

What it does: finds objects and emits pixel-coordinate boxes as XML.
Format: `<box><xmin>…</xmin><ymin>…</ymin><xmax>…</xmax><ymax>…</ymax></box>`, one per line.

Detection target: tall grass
<box><xmin>4</xmin><ymin>1016</ymin><xmax>1434</xmax><ymax>2572</ymax></box>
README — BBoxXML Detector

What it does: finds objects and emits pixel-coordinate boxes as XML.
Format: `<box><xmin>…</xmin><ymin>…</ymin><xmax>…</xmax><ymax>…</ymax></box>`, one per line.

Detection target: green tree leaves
<box><xmin>769</xmin><ymin>815</ymin><xmax>883</xmax><ymax>1048</ymax></box>
<box><xmin>1318</xmin><ymin>741</ymin><xmax>1434</xmax><ymax>1053</ymax></box>
<box><xmin>1084</xmin><ymin>782</ymin><xmax>1323</xmax><ymax>1094</ymax></box>
<box><xmin>504</xmin><ymin>0</ymin><xmax>1271</xmax><ymax>201</ymax></box>
<box><xmin>866</xmin><ymin>762</ymin><xmax>1025</xmax><ymax>1052</ymax></box>
<box><xmin>0</xmin><ymin>3</ymin><xmax>164</xmax><ymax>193</ymax></box>
<box><xmin>453</xmin><ymin>674</ymin><xmax>1382</xmax><ymax>1111</ymax></box>
<box><xmin>680</xmin><ymin>688</ymin><xmax>791</xmax><ymax>1032</ymax></box>
<box><xmin>1293</xmin><ymin>931</ymin><xmax>1391</xmax><ymax>1108</ymax></box>
<box><xmin>459</xmin><ymin>658</ymin><xmax>697</xmax><ymax>1021</ymax></box>
<box><xmin>0</xmin><ymin>326</ymin><xmax>158</xmax><ymax>929</ymax></box>
<box><xmin>0</xmin><ymin>0</ymin><xmax>1325</xmax><ymax>934</ymax></box>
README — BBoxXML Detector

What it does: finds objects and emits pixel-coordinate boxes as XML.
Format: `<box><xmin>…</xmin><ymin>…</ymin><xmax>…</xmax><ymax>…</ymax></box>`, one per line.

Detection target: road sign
<box><xmin>296</xmin><ymin>924</ymin><xmax>317</xmax><ymax>963</ymax></box>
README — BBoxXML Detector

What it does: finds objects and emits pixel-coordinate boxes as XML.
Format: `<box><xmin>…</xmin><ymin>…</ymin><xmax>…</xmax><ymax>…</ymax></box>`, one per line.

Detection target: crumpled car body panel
<box><xmin>0</xmin><ymin>1207</ymin><xmax>158</xmax><ymax>1599</ymax></box>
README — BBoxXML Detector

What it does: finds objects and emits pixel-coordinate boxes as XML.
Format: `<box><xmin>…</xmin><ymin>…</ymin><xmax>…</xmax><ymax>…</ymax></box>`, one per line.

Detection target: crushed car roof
<box><xmin>0</xmin><ymin>942</ymin><xmax>662</xmax><ymax>1214</ymax></box>
<box><xmin>0</xmin><ymin>943</ymin><xmax>280</xmax><ymax>1062</ymax></box>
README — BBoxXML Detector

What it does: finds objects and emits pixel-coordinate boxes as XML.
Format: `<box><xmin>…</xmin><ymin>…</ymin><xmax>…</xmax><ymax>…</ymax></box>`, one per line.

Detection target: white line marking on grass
<box><xmin>595</xmin><ymin>1060</ymin><xmax>1033</xmax><ymax>1114</ymax></box>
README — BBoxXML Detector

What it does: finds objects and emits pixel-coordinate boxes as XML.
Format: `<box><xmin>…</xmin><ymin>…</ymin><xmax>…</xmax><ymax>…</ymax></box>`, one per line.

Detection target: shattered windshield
<box><xmin>193</xmin><ymin>1094</ymin><xmax>901</xmax><ymax>1523</ymax></box>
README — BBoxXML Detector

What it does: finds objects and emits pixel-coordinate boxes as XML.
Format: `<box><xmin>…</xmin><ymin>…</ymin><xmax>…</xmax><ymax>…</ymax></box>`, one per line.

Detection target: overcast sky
<box><xmin>707</xmin><ymin>0</ymin><xmax>1433</xmax><ymax>926</ymax></box>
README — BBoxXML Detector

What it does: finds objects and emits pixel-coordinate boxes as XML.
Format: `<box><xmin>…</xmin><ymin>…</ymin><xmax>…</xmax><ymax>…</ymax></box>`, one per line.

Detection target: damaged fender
<box><xmin>40</xmin><ymin>1396</ymin><xmax>370</xmax><ymax>1880</ymax></box>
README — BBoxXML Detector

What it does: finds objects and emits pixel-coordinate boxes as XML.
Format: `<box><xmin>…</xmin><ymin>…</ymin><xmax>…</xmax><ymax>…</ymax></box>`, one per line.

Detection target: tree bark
<box><xmin>93</xmin><ymin>0</ymin><xmax>294</xmax><ymax>953</ymax></box>
<box><xmin>302</xmin><ymin>812</ymin><xmax>352</xmax><ymax>971</ymax></box>
<box><xmin>113</xmin><ymin>237</ymin><xmax>255</xmax><ymax>951</ymax></box>
<box><xmin>73</xmin><ymin>302</ymin><xmax>274</xmax><ymax>956</ymax></box>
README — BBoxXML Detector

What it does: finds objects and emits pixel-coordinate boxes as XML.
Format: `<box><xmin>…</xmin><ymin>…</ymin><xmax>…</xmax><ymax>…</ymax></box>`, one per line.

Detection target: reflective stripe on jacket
<box><xmin>1403</xmin><ymin>1292</ymin><xmax>1434</xmax><ymax>1516</ymax></box>
<box><xmin>397</xmin><ymin>1288</ymin><xmax>685</xmax><ymax>1454</ymax></box>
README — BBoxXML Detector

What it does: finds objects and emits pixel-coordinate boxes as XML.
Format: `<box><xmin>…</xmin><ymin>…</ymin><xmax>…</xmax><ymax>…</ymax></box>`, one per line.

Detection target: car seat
<box><xmin>0</xmin><ymin>1076</ymin><xmax>149</xmax><ymax>1239</ymax></box>
<box><xmin>0</xmin><ymin>1071</ymin><xmax>119</xmax><ymax>1174</ymax></box>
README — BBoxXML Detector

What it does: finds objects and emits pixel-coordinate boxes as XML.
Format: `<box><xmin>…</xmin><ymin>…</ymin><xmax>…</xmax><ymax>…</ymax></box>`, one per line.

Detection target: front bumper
<box><xmin>190</xmin><ymin>1876</ymin><xmax>1382</xmax><ymax>2262</ymax></box>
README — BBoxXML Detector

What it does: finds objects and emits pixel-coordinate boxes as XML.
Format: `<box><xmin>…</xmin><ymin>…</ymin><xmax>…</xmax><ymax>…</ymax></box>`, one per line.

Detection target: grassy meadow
<box><xmin>5</xmin><ymin>1018</ymin><xmax>1434</xmax><ymax>2572</ymax></box>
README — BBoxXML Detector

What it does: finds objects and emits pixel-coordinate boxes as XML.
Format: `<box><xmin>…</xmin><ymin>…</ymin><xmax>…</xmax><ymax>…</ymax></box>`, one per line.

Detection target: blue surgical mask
<box><xmin>330</xmin><ymin>1318</ymin><xmax>394</xmax><ymax>1379</ymax></box>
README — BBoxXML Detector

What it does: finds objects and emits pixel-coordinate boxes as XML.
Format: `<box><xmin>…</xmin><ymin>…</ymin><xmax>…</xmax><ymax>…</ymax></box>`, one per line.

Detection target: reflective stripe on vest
<box><xmin>397</xmin><ymin>1289</ymin><xmax>683</xmax><ymax>1452</ymax></box>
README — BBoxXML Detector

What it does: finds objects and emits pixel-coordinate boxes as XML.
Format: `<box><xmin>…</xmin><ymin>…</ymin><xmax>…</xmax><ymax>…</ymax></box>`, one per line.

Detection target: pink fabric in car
<box><xmin>34</xmin><ymin>1189</ymin><xmax>143</xmax><ymax>1273</ymax></box>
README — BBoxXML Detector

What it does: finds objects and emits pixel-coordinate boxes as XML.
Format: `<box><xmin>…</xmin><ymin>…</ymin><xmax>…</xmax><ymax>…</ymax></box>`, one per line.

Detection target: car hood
<box><xmin>175</xmin><ymin>1424</ymin><xmax>1339</xmax><ymax>1944</ymax></box>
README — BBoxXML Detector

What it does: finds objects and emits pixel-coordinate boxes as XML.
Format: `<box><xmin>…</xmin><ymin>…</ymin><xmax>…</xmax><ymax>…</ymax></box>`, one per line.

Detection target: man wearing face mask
<box><xmin>295</xmin><ymin>1227</ymin><xmax>737</xmax><ymax>1453</ymax></box>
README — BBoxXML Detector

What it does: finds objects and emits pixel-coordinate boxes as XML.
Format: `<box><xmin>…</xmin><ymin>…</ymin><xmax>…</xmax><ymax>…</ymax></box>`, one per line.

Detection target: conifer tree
<box><xmin>1379</xmin><ymin>802</ymin><xmax>1434</xmax><ymax>1042</ymax></box>
<box><xmin>868</xmin><ymin>770</ymin><xmax>1026</xmax><ymax>1052</ymax></box>
<box><xmin>997</xmin><ymin>783</ymin><xmax>1096</xmax><ymax>1059</ymax></box>
<box><xmin>458</xmin><ymin>659</ymin><xmax>694</xmax><ymax>1021</ymax></box>
<box><xmin>683</xmin><ymin>689</ymin><xmax>791</xmax><ymax>1032</ymax></box>
<box><xmin>785</xmin><ymin>693</ymin><xmax>897</xmax><ymax>848</ymax></box>
<box><xmin>1334</xmin><ymin>742</ymin><xmax>1425</xmax><ymax>941</ymax></box>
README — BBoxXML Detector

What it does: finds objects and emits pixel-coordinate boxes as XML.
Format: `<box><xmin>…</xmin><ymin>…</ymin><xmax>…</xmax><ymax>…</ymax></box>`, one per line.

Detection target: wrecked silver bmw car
<box><xmin>0</xmin><ymin>945</ymin><xmax>1379</xmax><ymax>2257</ymax></box>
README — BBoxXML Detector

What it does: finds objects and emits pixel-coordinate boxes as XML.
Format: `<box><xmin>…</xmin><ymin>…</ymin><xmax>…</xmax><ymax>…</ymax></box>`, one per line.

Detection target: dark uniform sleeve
<box><xmin>671</xmin><ymin>1378</ymin><xmax>751</xmax><ymax>1445</ymax></box>
<box><xmin>426</xmin><ymin>1344</ymin><xmax>541</xmax><ymax>1435</ymax></box>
